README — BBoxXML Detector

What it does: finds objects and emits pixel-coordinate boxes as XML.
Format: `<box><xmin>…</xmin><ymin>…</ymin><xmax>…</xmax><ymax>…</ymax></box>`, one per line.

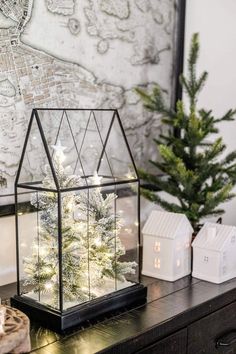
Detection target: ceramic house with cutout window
<box><xmin>192</xmin><ymin>222</ymin><xmax>236</xmax><ymax>284</ymax></box>
<box><xmin>142</xmin><ymin>210</ymin><xmax>193</xmax><ymax>281</ymax></box>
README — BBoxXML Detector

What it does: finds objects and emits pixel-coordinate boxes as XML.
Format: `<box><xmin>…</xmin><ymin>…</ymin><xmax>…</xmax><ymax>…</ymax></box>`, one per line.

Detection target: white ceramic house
<box><xmin>142</xmin><ymin>210</ymin><xmax>193</xmax><ymax>281</ymax></box>
<box><xmin>192</xmin><ymin>222</ymin><xmax>236</xmax><ymax>284</ymax></box>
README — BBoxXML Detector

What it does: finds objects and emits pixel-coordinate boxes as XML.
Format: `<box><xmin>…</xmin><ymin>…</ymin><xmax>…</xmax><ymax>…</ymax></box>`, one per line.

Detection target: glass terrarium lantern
<box><xmin>11</xmin><ymin>108</ymin><xmax>147</xmax><ymax>332</ymax></box>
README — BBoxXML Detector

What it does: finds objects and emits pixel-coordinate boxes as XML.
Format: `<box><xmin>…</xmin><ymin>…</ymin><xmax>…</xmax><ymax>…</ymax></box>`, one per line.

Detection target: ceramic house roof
<box><xmin>192</xmin><ymin>222</ymin><xmax>236</xmax><ymax>251</ymax></box>
<box><xmin>142</xmin><ymin>210</ymin><xmax>193</xmax><ymax>240</ymax></box>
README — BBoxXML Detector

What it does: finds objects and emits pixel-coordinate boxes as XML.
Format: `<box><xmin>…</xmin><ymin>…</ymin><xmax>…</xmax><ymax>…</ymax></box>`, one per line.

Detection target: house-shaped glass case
<box><xmin>11</xmin><ymin>108</ymin><xmax>146</xmax><ymax>332</ymax></box>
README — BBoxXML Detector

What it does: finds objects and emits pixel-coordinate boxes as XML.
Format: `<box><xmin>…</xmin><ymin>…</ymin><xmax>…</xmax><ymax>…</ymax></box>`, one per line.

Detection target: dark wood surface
<box><xmin>136</xmin><ymin>328</ymin><xmax>187</xmax><ymax>354</ymax></box>
<box><xmin>1</xmin><ymin>275</ymin><xmax>236</xmax><ymax>353</ymax></box>
<box><xmin>188</xmin><ymin>301</ymin><xmax>236</xmax><ymax>354</ymax></box>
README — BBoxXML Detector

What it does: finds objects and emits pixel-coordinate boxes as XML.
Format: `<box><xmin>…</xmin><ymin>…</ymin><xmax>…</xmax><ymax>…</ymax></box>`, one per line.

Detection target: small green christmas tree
<box><xmin>136</xmin><ymin>33</ymin><xmax>236</xmax><ymax>231</ymax></box>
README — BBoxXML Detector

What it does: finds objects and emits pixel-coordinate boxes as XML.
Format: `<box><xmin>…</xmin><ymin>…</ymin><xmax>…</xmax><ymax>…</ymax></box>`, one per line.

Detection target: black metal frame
<box><xmin>174</xmin><ymin>0</ymin><xmax>186</xmax><ymax>104</ymax></box>
<box><xmin>12</xmin><ymin>108</ymin><xmax>146</xmax><ymax>331</ymax></box>
<box><xmin>11</xmin><ymin>283</ymin><xmax>147</xmax><ymax>332</ymax></box>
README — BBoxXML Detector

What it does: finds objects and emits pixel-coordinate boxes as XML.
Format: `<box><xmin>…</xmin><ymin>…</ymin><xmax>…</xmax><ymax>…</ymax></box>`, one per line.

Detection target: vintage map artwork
<box><xmin>0</xmin><ymin>0</ymin><xmax>179</xmax><ymax>205</ymax></box>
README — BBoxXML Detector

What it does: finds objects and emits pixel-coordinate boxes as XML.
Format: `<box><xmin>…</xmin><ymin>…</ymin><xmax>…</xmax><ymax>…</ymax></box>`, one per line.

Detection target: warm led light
<box><xmin>93</xmin><ymin>171</ymin><xmax>102</xmax><ymax>185</ymax></box>
<box><xmin>185</xmin><ymin>242</ymin><xmax>190</xmax><ymax>249</ymax></box>
<box><xmin>94</xmin><ymin>238</ymin><xmax>102</xmax><ymax>247</ymax></box>
<box><xmin>176</xmin><ymin>259</ymin><xmax>180</xmax><ymax>267</ymax></box>
<box><xmin>124</xmin><ymin>228</ymin><xmax>132</xmax><ymax>234</ymax></box>
<box><xmin>51</xmin><ymin>140</ymin><xmax>66</xmax><ymax>163</ymax></box>
<box><xmin>154</xmin><ymin>258</ymin><xmax>161</xmax><ymax>269</ymax></box>
<box><xmin>45</xmin><ymin>282</ymin><xmax>53</xmax><ymax>290</ymax></box>
<box><xmin>134</xmin><ymin>221</ymin><xmax>139</xmax><ymax>227</ymax></box>
<box><xmin>40</xmin><ymin>248</ymin><xmax>47</xmax><ymax>256</ymax></box>
<box><xmin>125</xmin><ymin>169</ymin><xmax>135</xmax><ymax>180</ymax></box>
<box><xmin>66</xmin><ymin>200</ymin><xmax>74</xmax><ymax>211</ymax></box>
<box><xmin>154</xmin><ymin>241</ymin><xmax>161</xmax><ymax>252</ymax></box>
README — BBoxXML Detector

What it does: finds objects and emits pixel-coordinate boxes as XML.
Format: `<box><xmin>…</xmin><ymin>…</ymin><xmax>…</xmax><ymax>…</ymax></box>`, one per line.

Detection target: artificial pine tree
<box><xmin>24</xmin><ymin>142</ymin><xmax>136</xmax><ymax>308</ymax></box>
<box><xmin>24</xmin><ymin>143</ymin><xmax>89</xmax><ymax>306</ymax></box>
<box><xmin>136</xmin><ymin>33</ymin><xmax>236</xmax><ymax>231</ymax></box>
<box><xmin>78</xmin><ymin>173</ymin><xmax>137</xmax><ymax>292</ymax></box>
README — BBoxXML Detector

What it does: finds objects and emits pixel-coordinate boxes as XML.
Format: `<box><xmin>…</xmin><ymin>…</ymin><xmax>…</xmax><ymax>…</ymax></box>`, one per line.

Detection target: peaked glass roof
<box><xmin>16</xmin><ymin>109</ymin><xmax>138</xmax><ymax>191</ymax></box>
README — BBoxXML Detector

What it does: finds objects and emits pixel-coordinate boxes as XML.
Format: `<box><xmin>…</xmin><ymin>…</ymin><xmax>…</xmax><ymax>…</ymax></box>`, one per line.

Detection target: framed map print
<box><xmin>0</xmin><ymin>0</ymin><xmax>185</xmax><ymax>214</ymax></box>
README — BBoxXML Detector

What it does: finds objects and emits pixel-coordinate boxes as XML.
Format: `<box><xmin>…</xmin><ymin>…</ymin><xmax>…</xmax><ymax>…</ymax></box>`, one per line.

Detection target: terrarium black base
<box><xmin>11</xmin><ymin>284</ymin><xmax>147</xmax><ymax>332</ymax></box>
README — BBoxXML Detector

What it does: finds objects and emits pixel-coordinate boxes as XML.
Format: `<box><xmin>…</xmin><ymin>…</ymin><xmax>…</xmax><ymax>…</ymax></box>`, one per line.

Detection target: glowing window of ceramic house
<box><xmin>154</xmin><ymin>258</ymin><xmax>161</xmax><ymax>269</ymax></box>
<box><xmin>154</xmin><ymin>241</ymin><xmax>161</xmax><ymax>252</ymax></box>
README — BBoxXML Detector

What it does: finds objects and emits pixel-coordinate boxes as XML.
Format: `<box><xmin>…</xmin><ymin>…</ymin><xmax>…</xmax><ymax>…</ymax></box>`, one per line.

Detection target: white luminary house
<box><xmin>192</xmin><ymin>222</ymin><xmax>236</xmax><ymax>284</ymax></box>
<box><xmin>11</xmin><ymin>108</ymin><xmax>146</xmax><ymax>332</ymax></box>
<box><xmin>142</xmin><ymin>210</ymin><xmax>193</xmax><ymax>281</ymax></box>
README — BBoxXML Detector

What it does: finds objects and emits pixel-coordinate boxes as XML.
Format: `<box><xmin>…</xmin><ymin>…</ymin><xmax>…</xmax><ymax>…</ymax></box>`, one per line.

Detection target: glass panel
<box><xmin>78</xmin><ymin>111</ymin><xmax>114</xmax><ymax>184</ymax></box>
<box><xmin>61</xmin><ymin>190</ymin><xmax>90</xmax><ymax>310</ymax></box>
<box><xmin>97</xmin><ymin>113</ymin><xmax>138</xmax><ymax>181</ymax></box>
<box><xmin>18</xmin><ymin>110</ymin><xmax>137</xmax><ymax>190</ymax></box>
<box><xmin>17</xmin><ymin>187</ymin><xmax>60</xmax><ymax>310</ymax></box>
<box><xmin>90</xmin><ymin>110</ymin><xmax>115</xmax><ymax>143</ymax></box>
<box><xmin>63</xmin><ymin>110</ymin><xmax>90</xmax><ymax>180</ymax></box>
<box><xmin>37</xmin><ymin>109</ymin><xmax>86</xmax><ymax>188</ymax></box>
<box><xmin>36</xmin><ymin>109</ymin><xmax>63</xmax><ymax>146</ymax></box>
<box><xmin>87</xmin><ymin>182</ymin><xmax>138</xmax><ymax>300</ymax></box>
<box><xmin>115</xmin><ymin>182</ymin><xmax>139</xmax><ymax>288</ymax></box>
<box><xmin>18</xmin><ymin>115</ymin><xmax>56</xmax><ymax>189</ymax></box>
<box><xmin>87</xmin><ymin>184</ymin><xmax>116</xmax><ymax>298</ymax></box>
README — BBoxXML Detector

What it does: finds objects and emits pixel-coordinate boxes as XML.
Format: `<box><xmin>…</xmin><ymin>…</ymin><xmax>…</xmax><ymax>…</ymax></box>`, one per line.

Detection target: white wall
<box><xmin>184</xmin><ymin>0</ymin><xmax>236</xmax><ymax>225</ymax></box>
<box><xmin>0</xmin><ymin>213</ymin><xmax>37</xmax><ymax>286</ymax></box>
<box><xmin>0</xmin><ymin>216</ymin><xmax>16</xmax><ymax>286</ymax></box>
